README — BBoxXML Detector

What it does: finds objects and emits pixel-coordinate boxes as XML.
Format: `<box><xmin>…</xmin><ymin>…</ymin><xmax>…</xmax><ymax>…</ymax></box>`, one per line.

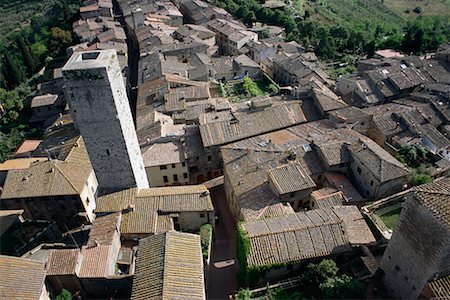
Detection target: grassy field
<box><xmin>379</xmin><ymin>207</ymin><xmax>402</xmax><ymax>230</ymax></box>
<box><xmin>384</xmin><ymin>0</ymin><xmax>450</xmax><ymax>18</ymax></box>
<box><xmin>300</xmin><ymin>0</ymin><xmax>406</xmax><ymax>30</ymax></box>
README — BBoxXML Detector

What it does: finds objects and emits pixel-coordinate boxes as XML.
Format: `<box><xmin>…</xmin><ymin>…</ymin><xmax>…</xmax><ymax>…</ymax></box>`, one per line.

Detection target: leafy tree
<box><xmin>244</xmin><ymin>11</ymin><xmax>256</xmax><ymax>27</ymax></box>
<box><xmin>320</xmin><ymin>274</ymin><xmax>366</xmax><ymax>299</ymax></box>
<box><xmin>402</xmin><ymin>22</ymin><xmax>424</xmax><ymax>54</ymax></box>
<box><xmin>242</xmin><ymin>76</ymin><xmax>262</xmax><ymax>97</ymax></box>
<box><xmin>301</xmin><ymin>259</ymin><xmax>338</xmax><ymax>291</ymax></box>
<box><xmin>397</xmin><ymin>145</ymin><xmax>430</xmax><ymax>168</ymax></box>
<box><xmin>56</xmin><ymin>289</ymin><xmax>72</xmax><ymax>300</ymax></box>
<box><xmin>49</xmin><ymin>27</ymin><xmax>72</xmax><ymax>56</ymax></box>
<box><xmin>315</xmin><ymin>27</ymin><xmax>336</xmax><ymax>59</ymax></box>
<box><xmin>0</xmin><ymin>129</ymin><xmax>24</xmax><ymax>162</ymax></box>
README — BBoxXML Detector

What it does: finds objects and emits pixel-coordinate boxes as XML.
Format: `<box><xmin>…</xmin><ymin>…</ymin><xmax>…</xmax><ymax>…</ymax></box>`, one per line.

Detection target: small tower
<box><xmin>62</xmin><ymin>50</ymin><xmax>149</xmax><ymax>190</ymax></box>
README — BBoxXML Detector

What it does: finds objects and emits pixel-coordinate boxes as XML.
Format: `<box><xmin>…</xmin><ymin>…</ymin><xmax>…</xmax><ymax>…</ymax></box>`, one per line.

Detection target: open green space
<box><xmin>384</xmin><ymin>0</ymin><xmax>450</xmax><ymax>19</ymax></box>
<box><xmin>379</xmin><ymin>207</ymin><xmax>402</xmax><ymax>230</ymax></box>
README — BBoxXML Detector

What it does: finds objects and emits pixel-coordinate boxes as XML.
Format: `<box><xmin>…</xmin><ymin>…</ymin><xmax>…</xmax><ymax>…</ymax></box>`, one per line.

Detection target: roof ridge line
<box><xmin>56</xmin><ymin>161</ymin><xmax>84</xmax><ymax>194</ymax></box>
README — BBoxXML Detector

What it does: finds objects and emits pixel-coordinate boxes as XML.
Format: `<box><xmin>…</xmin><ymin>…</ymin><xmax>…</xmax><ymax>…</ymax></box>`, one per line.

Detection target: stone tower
<box><xmin>380</xmin><ymin>178</ymin><xmax>450</xmax><ymax>299</ymax></box>
<box><xmin>62</xmin><ymin>50</ymin><xmax>149</xmax><ymax>190</ymax></box>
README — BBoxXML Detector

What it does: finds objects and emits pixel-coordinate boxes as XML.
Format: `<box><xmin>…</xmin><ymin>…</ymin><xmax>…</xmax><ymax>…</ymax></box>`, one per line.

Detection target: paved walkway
<box><xmin>207</xmin><ymin>185</ymin><xmax>238</xmax><ymax>300</ymax></box>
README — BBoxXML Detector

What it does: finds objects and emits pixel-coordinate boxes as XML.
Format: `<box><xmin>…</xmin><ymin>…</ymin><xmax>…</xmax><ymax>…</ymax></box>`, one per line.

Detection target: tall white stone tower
<box><xmin>62</xmin><ymin>50</ymin><xmax>149</xmax><ymax>190</ymax></box>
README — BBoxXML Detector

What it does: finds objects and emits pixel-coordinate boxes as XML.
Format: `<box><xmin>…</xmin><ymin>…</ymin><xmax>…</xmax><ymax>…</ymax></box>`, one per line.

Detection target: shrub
<box><xmin>411</xmin><ymin>173</ymin><xmax>432</xmax><ymax>186</ymax></box>
<box><xmin>56</xmin><ymin>289</ymin><xmax>72</xmax><ymax>300</ymax></box>
<box><xmin>413</xmin><ymin>6</ymin><xmax>422</xmax><ymax>14</ymax></box>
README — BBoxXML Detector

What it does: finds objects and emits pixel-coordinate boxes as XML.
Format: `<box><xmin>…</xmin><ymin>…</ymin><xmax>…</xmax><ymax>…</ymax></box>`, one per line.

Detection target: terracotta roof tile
<box><xmin>132</xmin><ymin>231</ymin><xmax>205</xmax><ymax>300</ymax></box>
<box><xmin>0</xmin><ymin>255</ymin><xmax>46</xmax><ymax>300</ymax></box>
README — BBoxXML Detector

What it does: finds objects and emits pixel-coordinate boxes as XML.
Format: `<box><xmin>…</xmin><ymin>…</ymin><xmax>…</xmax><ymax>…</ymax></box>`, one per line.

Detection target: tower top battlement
<box><xmin>62</xmin><ymin>49</ymin><xmax>118</xmax><ymax>71</ymax></box>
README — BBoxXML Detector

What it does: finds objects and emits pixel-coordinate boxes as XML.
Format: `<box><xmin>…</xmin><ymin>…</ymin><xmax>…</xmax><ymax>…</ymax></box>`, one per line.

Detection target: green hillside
<box><xmin>301</xmin><ymin>0</ymin><xmax>405</xmax><ymax>30</ymax></box>
<box><xmin>384</xmin><ymin>0</ymin><xmax>450</xmax><ymax>19</ymax></box>
<box><xmin>0</xmin><ymin>0</ymin><xmax>55</xmax><ymax>44</ymax></box>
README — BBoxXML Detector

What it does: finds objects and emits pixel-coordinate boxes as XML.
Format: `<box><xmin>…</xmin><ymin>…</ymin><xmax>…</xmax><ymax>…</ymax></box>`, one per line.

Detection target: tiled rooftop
<box><xmin>0</xmin><ymin>255</ymin><xmax>47</xmax><ymax>300</ymax></box>
<box><xmin>131</xmin><ymin>231</ymin><xmax>205</xmax><ymax>299</ymax></box>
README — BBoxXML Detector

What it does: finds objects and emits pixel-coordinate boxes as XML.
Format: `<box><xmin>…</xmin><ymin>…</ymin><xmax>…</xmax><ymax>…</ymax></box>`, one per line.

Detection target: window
<box><xmin>357</xmin><ymin>166</ymin><xmax>361</xmax><ymax>174</ymax></box>
<box><xmin>160</xmin><ymin>165</ymin><xmax>167</xmax><ymax>170</ymax></box>
<box><xmin>196</xmin><ymin>156</ymin><xmax>200</xmax><ymax>161</ymax></box>
<box><xmin>190</xmin><ymin>166</ymin><xmax>198</xmax><ymax>172</ymax></box>
<box><xmin>172</xmin><ymin>164</ymin><xmax>176</xmax><ymax>168</ymax></box>
<box><xmin>183</xmin><ymin>173</ymin><xmax>188</xmax><ymax>179</ymax></box>
<box><xmin>173</xmin><ymin>174</ymin><xmax>178</xmax><ymax>182</ymax></box>
<box><xmin>163</xmin><ymin>176</ymin><xmax>168</xmax><ymax>183</ymax></box>
<box><xmin>182</xmin><ymin>162</ymin><xmax>186</xmax><ymax>167</ymax></box>
<box><xmin>200</xmin><ymin>213</ymin><xmax>205</xmax><ymax>218</ymax></box>
<box><xmin>207</xmin><ymin>155</ymin><xmax>212</xmax><ymax>161</ymax></box>
<box><xmin>290</xmin><ymin>192</ymin><xmax>296</xmax><ymax>198</ymax></box>
<box><xmin>47</xmin><ymin>107</ymin><xmax>52</xmax><ymax>111</ymax></box>
<box><xmin>370</xmin><ymin>180</ymin><xmax>374</xmax><ymax>186</ymax></box>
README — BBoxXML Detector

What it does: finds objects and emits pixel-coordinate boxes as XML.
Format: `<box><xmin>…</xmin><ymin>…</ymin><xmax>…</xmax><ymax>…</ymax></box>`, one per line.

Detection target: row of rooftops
<box><xmin>221</xmin><ymin>119</ymin><xmax>411</xmax><ymax>222</ymax></box>
<box><xmin>337</xmin><ymin>46</ymin><xmax>450</xmax><ymax>107</ymax></box>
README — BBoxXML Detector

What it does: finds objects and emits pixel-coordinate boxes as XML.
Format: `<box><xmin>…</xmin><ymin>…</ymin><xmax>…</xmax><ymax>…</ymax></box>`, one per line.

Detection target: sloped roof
<box><xmin>0</xmin><ymin>255</ymin><xmax>46</xmax><ymax>300</ymax></box>
<box><xmin>241</xmin><ymin>206</ymin><xmax>375</xmax><ymax>267</ymax></box>
<box><xmin>200</xmin><ymin>102</ymin><xmax>306</xmax><ymax>147</ymax></box>
<box><xmin>1</xmin><ymin>137</ymin><xmax>92</xmax><ymax>199</ymax></box>
<box><xmin>311</xmin><ymin>80</ymin><xmax>347</xmax><ymax>112</ymax></box>
<box><xmin>310</xmin><ymin>188</ymin><xmax>344</xmax><ymax>209</ymax></box>
<box><xmin>411</xmin><ymin>177</ymin><xmax>450</xmax><ymax>229</ymax></box>
<box><xmin>241</xmin><ymin>208</ymin><xmax>350</xmax><ymax>268</ymax></box>
<box><xmin>46</xmin><ymin>249</ymin><xmax>82</xmax><ymax>276</ymax></box>
<box><xmin>97</xmin><ymin>185</ymin><xmax>213</xmax><ymax>235</ymax></box>
<box><xmin>131</xmin><ymin>231</ymin><xmax>205</xmax><ymax>300</ymax></box>
<box><xmin>349</xmin><ymin>139</ymin><xmax>409</xmax><ymax>182</ymax></box>
<box><xmin>95</xmin><ymin>188</ymin><xmax>138</xmax><ymax>212</ymax></box>
<box><xmin>78</xmin><ymin>245</ymin><xmax>114</xmax><ymax>278</ymax></box>
<box><xmin>86</xmin><ymin>212</ymin><xmax>121</xmax><ymax>247</ymax></box>
<box><xmin>268</xmin><ymin>162</ymin><xmax>316</xmax><ymax>194</ymax></box>
<box><xmin>141</xmin><ymin>141</ymin><xmax>186</xmax><ymax>167</ymax></box>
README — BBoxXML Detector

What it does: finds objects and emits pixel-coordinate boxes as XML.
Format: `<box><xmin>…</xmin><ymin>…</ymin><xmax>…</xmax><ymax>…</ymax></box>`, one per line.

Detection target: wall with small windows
<box><xmin>145</xmin><ymin>161</ymin><xmax>189</xmax><ymax>187</ymax></box>
<box><xmin>79</xmin><ymin>170</ymin><xmax>99</xmax><ymax>222</ymax></box>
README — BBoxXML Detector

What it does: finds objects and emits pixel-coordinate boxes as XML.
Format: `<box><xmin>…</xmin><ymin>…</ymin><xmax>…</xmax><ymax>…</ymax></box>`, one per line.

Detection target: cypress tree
<box><xmin>2</xmin><ymin>52</ymin><xmax>26</xmax><ymax>89</ymax></box>
<box><xmin>17</xmin><ymin>36</ymin><xmax>38</xmax><ymax>75</ymax></box>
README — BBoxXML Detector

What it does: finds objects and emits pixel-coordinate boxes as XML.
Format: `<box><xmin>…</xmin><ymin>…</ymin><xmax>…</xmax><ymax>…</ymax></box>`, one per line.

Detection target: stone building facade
<box><xmin>63</xmin><ymin>50</ymin><xmax>149</xmax><ymax>190</ymax></box>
